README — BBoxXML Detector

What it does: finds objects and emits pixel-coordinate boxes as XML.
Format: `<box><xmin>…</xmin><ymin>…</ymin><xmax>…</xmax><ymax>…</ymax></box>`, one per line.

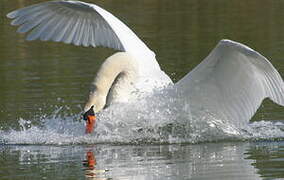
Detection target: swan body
<box><xmin>7</xmin><ymin>1</ymin><xmax>284</xmax><ymax>124</ymax></box>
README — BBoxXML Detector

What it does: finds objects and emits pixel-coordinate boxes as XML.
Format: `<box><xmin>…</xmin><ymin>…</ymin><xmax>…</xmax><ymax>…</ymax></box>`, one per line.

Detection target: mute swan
<box><xmin>7</xmin><ymin>1</ymin><xmax>284</xmax><ymax>134</ymax></box>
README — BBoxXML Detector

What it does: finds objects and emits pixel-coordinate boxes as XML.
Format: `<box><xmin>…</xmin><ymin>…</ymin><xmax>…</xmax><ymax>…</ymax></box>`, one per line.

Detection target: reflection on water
<box><xmin>2</xmin><ymin>142</ymin><xmax>284</xmax><ymax>180</ymax></box>
<box><xmin>83</xmin><ymin>150</ymin><xmax>109</xmax><ymax>180</ymax></box>
<box><xmin>246</xmin><ymin>142</ymin><xmax>284</xmax><ymax>179</ymax></box>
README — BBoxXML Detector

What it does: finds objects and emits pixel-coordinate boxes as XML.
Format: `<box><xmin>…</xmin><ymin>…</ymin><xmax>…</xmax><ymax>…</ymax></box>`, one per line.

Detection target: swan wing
<box><xmin>6</xmin><ymin>0</ymin><xmax>154</xmax><ymax>58</ymax></box>
<box><xmin>176</xmin><ymin>40</ymin><xmax>284</xmax><ymax>123</ymax></box>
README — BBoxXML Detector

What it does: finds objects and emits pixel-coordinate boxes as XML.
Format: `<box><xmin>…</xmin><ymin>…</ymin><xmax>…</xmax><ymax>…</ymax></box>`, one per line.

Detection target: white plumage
<box><xmin>176</xmin><ymin>40</ymin><xmax>284</xmax><ymax>124</ymax></box>
<box><xmin>7</xmin><ymin>1</ymin><xmax>284</xmax><ymax>123</ymax></box>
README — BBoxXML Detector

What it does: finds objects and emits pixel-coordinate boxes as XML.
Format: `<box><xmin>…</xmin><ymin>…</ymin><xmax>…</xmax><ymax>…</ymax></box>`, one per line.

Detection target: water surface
<box><xmin>1</xmin><ymin>142</ymin><xmax>284</xmax><ymax>179</ymax></box>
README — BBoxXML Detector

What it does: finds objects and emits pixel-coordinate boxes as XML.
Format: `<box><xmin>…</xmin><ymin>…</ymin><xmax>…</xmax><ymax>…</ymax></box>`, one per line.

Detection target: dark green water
<box><xmin>0</xmin><ymin>0</ymin><xmax>284</xmax><ymax>179</ymax></box>
<box><xmin>1</xmin><ymin>142</ymin><xmax>284</xmax><ymax>180</ymax></box>
<box><xmin>0</xmin><ymin>142</ymin><xmax>280</xmax><ymax>180</ymax></box>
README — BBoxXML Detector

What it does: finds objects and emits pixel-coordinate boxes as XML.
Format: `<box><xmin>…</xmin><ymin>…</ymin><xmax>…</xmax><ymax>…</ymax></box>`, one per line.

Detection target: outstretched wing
<box><xmin>6</xmin><ymin>0</ymin><xmax>154</xmax><ymax>58</ymax></box>
<box><xmin>176</xmin><ymin>39</ymin><xmax>284</xmax><ymax>124</ymax></box>
<box><xmin>7</xmin><ymin>0</ymin><xmax>172</xmax><ymax>90</ymax></box>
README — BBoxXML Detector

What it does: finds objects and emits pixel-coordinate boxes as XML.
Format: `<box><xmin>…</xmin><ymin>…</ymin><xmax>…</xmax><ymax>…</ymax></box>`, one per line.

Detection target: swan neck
<box><xmin>95</xmin><ymin>52</ymin><xmax>137</xmax><ymax>95</ymax></box>
<box><xmin>85</xmin><ymin>52</ymin><xmax>138</xmax><ymax>112</ymax></box>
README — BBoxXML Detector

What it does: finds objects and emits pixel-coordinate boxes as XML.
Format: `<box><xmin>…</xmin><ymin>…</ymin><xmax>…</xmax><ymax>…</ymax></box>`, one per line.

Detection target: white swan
<box><xmin>7</xmin><ymin>1</ymin><xmax>284</xmax><ymax>133</ymax></box>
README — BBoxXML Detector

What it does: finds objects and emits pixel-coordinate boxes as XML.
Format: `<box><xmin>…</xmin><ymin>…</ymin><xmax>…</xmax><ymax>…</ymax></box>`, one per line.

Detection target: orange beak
<box><xmin>85</xmin><ymin>115</ymin><xmax>96</xmax><ymax>134</ymax></box>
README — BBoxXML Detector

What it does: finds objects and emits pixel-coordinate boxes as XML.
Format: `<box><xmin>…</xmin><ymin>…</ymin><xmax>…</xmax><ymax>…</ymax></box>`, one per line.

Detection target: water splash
<box><xmin>1</xmin><ymin>92</ymin><xmax>284</xmax><ymax>145</ymax></box>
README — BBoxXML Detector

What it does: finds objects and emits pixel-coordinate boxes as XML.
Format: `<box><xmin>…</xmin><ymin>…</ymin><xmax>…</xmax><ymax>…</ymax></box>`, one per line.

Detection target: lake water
<box><xmin>0</xmin><ymin>0</ymin><xmax>284</xmax><ymax>179</ymax></box>
<box><xmin>1</xmin><ymin>142</ymin><xmax>283</xmax><ymax>180</ymax></box>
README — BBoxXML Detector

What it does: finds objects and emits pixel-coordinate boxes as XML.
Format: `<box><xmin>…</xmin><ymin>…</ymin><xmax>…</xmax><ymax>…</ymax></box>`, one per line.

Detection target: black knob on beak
<box><xmin>83</xmin><ymin>106</ymin><xmax>95</xmax><ymax>121</ymax></box>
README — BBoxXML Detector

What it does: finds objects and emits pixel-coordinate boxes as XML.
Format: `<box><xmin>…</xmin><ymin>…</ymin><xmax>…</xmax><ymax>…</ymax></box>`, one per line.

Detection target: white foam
<box><xmin>1</xmin><ymin>93</ymin><xmax>284</xmax><ymax>145</ymax></box>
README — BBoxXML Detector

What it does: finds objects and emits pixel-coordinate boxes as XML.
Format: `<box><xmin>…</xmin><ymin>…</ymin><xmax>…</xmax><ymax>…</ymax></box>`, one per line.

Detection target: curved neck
<box><xmin>84</xmin><ymin>52</ymin><xmax>138</xmax><ymax>112</ymax></box>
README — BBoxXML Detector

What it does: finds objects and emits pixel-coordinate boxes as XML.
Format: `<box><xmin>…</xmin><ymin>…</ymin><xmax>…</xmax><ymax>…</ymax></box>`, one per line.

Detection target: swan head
<box><xmin>83</xmin><ymin>90</ymin><xmax>105</xmax><ymax>134</ymax></box>
<box><xmin>83</xmin><ymin>52</ymin><xmax>139</xmax><ymax>114</ymax></box>
<box><xmin>82</xmin><ymin>52</ymin><xmax>139</xmax><ymax>133</ymax></box>
<box><xmin>84</xmin><ymin>90</ymin><xmax>106</xmax><ymax>114</ymax></box>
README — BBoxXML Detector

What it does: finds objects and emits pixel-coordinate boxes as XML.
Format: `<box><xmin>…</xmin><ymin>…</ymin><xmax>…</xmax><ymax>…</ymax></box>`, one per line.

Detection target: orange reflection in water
<box><xmin>85</xmin><ymin>151</ymin><xmax>96</xmax><ymax>170</ymax></box>
<box><xmin>83</xmin><ymin>150</ymin><xmax>109</xmax><ymax>180</ymax></box>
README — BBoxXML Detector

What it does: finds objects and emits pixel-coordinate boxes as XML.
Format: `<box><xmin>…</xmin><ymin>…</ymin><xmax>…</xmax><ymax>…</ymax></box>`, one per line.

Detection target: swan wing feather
<box><xmin>176</xmin><ymin>39</ymin><xmax>284</xmax><ymax>123</ymax></box>
<box><xmin>7</xmin><ymin>0</ymin><xmax>154</xmax><ymax>57</ymax></box>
